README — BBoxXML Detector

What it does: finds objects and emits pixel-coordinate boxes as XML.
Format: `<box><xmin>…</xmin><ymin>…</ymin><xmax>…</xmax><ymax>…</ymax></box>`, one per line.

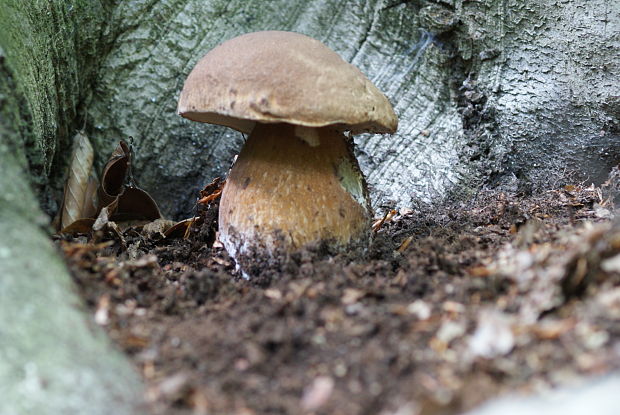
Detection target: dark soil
<box><xmin>57</xmin><ymin>185</ymin><xmax>620</xmax><ymax>415</ymax></box>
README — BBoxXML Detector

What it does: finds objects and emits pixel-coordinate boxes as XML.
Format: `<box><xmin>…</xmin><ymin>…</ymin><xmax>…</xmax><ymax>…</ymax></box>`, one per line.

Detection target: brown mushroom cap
<box><xmin>177</xmin><ymin>31</ymin><xmax>397</xmax><ymax>135</ymax></box>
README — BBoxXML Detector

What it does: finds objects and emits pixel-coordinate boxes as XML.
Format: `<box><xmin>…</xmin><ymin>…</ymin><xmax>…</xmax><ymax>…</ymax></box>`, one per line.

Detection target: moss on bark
<box><xmin>0</xmin><ymin>3</ymin><xmax>144</xmax><ymax>414</ymax></box>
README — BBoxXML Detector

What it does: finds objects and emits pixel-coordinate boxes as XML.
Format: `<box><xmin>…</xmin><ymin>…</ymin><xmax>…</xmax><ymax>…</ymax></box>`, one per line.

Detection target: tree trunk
<box><xmin>0</xmin><ymin>2</ymin><xmax>144</xmax><ymax>414</ymax></box>
<box><xmin>55</xmin><ymin>0</ymin><xmax>620</xmax><ymax>216</ymax></box>
<box><xmin>0</xmin><ymin>0</ymin><xmax>618</xmax><ymax>412</ymax></box>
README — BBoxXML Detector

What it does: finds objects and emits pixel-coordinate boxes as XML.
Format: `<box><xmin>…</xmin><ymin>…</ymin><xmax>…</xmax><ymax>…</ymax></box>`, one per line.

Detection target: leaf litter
<box><xmin>55</xmin><ymin>161</ymin><xmax>620</xmax><ymax>414</ymax></box>
<box><xmin>58</xmin><ymin>139</ymin><xmax>162</xmax><ymax>234</ymax></box>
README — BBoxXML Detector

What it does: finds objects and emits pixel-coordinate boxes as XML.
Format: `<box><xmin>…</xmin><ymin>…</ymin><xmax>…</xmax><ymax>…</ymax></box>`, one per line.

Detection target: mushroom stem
<box><xmin>219</xmin><ymin>123</ymin><xmax>372</xmax><ymax>262</ymax></box>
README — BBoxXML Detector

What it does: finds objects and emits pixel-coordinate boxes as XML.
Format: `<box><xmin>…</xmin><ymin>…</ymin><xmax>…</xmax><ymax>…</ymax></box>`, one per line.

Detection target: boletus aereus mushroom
<box><xmin>177</xmin><ymin>31</ymin><xmax>397</xmax><ymax>271</ymax></box>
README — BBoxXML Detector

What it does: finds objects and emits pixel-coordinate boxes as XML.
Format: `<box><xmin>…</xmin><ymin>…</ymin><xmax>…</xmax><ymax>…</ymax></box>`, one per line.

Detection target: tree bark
<box><xmin>79</xmin><ymin>0</ymin><xmax>620</xmax><ymax>216</ymax></box>
<box><xmin>0</xmin><ymin>2</ymin><xmax>144</xmax><ymax>414</ymax></box>
<box><xmin>0</xmin><ymin>0</ymin><xmax>618</xmax><ymax>412</ymax></box>
<box><xmin>3</xmin><ymin>1</ymin><xmax>619</xmax><ymax>216</ymax></box>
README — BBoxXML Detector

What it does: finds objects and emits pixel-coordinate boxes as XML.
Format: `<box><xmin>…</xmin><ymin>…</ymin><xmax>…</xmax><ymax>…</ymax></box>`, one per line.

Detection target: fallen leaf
<box><xmin>99</xmin><ymin>140</ymin><xmax>131</xmax><ymax>206</ymax></box>
<box><xmin>93</xmin><ymin>204</ymin><xmax>115</xmax><ymax>231</ymax></box>
<box><xmin>59</xmin><ymin>131</ymin><xmax>98</xmax><ymax>230</ymax></box>
<box><xmin>59</xmin><ymin>140</ymin><xmax>163</xmax><ymax>235</ymax></box>
<box><xmin>372</xmin><ymin>209</ymin><xmax>398</xmax><ymax>232</ymax></box>
<box><xmin>165</xmin><ymin>217</ymin><xmax>203</xmax><ymax>239</ymax></box>
<box><xmin>113</xmin><ymin>186</ymin><xmax>161</xmax><ymax>222</ymax></box>
<box><xmin>59</xmin><ymin>218</ymin><xmax>96</xmax><ymax>234</ymax></box>
<box><xmin>142</xmin><ymin>218</ymin><xmax>177</xmax><ymax>239</ymax></box>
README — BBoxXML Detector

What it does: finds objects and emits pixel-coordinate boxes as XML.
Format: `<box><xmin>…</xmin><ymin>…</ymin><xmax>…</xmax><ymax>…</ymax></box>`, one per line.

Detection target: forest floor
<box><xmin>57</xmin><ymin>183</ymin><xmax>620</xmax><ymax>415</ymax></box>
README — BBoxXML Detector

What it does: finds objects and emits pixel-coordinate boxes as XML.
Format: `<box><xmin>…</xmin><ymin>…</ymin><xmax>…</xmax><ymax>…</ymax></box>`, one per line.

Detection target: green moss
<box><xmin>0</xmin><ymin>0</ymin><xmax>113</xmax><ymax>207</ymax></box>
<box><xmin>0</xmin><ymin>3</ymin><xmax>144</xmax><ymax>413</ymax></box>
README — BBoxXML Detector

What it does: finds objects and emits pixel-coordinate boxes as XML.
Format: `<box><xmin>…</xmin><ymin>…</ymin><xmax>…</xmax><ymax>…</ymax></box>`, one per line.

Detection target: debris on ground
<box><xmin>56</xmin><ymin>184</ymin><xmax>620</xmax><ymax>415</ymax></box>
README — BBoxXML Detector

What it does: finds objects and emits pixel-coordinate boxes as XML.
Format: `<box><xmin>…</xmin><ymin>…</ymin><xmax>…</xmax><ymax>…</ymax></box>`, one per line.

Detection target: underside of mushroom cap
<box><xmin>177</xmin><ymin>31</ymin><xmax>397</xmax><ymax>135</ymax></box>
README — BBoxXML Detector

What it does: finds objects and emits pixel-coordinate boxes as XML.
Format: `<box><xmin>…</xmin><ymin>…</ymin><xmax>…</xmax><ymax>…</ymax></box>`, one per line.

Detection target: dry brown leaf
<box><xmin>59</xmin><ymin>218</ymin><xmax>96</xmax><ymax>234</ymax></box>
<box><xmin>59</xmin><ymin>140</ymin><xmax>163</xmax><ymax>234</ymax></box>
<box><xmin>198</xmin><ymin>177</ymin><xmax>225</xmax><ymax>205</ymax></box>
<box><xmin>99</xmin><ymin>141</ymin><xmax>131</xmax><ymax>207</ymax></box>
<box><xmin>98</xmin><ymin>142</ymin><xmax>161</xmax><ymax>223</ymax></box>
<box><xmin>60</xmin><ymin>131</ymin><xmax>96</xmax><ymax>229</ymax></box>
<box><xmin>113</xmin><ymin>187</ymin><xmax>161</xmax><ymax>222</ymax></box>
<box><xmin>165</xmin><ymin>217</ymin><xmax>204</xmax><ymax>239</ymax></box>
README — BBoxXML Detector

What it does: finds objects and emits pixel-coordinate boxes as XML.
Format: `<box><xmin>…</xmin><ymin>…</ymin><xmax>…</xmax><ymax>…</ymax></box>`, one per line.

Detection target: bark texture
<box><xmin>0</xmin><ymin>154</ymin><xmax>144</xmax><ymax>415</ymax></box>
<box><xmin>0</xmin><ymin>2</ymin><xmax>144</xmax><ymax>414</ymax></box>
<box><xmin>457</xmin><ymin>0</ymin><xmax>620</xmax><ymax>191</ymax></box>
<box><xmin>4</xmin><ymin>1</ymin><xmax>619</xmax><ymax>217</ymax></box>
<box><xmin>78</xmin><ymin>0</ymin><xmax>620</xmax><ymax>216</ymax></box>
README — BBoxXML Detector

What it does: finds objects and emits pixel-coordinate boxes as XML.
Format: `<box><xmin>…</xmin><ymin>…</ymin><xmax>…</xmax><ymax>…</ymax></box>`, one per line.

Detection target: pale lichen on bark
<box><xmin>0</xmin><ymin>2</ymin><xmax>145</xmax><ymax>414</ymax></box>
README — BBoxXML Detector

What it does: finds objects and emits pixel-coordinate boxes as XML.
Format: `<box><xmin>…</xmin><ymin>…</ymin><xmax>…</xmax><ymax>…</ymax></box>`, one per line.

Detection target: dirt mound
<box><xmin>59</xmin><ymin>185</ymin><xmax>620</xmax><ymax>414</ymax></box>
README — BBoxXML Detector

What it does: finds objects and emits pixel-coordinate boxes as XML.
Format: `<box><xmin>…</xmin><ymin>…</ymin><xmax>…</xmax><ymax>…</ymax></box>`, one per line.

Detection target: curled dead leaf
<box><xmin>59</xmin><ymin>139</ymin><xmax>162</xmax><ymax>235</ymax></box>
<box><xmin>99</xmin><ymin>140</ymin><xmax>131</xmax><ymax>206</ymax></box>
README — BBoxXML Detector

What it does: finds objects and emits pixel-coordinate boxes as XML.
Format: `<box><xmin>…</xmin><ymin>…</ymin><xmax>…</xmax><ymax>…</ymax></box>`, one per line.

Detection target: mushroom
<box><xmin>177</xmin><ymin>31</ymin><xmax>397</xmax><ymax>270</ymax></box>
